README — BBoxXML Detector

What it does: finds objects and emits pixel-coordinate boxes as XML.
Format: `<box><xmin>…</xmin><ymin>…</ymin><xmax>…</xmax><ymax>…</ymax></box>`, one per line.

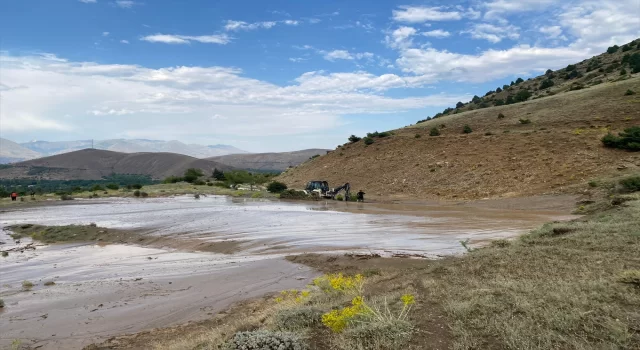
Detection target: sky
<box><xmin>0</xmin><ymin>0</ymin><xmax>638</xmax><ymax>152</ymax></box>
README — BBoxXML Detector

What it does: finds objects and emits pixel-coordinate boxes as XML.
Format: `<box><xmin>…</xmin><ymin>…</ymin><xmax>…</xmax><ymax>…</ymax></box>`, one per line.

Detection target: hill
<box><xmin>279</xmin><ymin>46</ymin><xmax>640</xmax><ymax>200</ymax></box>
<box><xmin>18</xmin><ymin>139</ymin><xmax>247</xmax><ymax>159</ymax></box>
<box><xmin>208</xmin><ymin>149</ymin><xmax>329</xmax><ymax>171</ymax></box>
<box><xmin>0</xmin><ymin>149</ymin><xmax>233</xmax><ymax>180</ymax></box>
<box><xmin>0</xmin><ymin>138</ymin><xmax>42</xmax><ymax>164</ymax></box>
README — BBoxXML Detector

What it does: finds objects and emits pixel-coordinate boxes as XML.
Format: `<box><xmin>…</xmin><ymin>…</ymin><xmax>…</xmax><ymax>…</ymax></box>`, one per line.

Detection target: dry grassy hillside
<box><xmin>279</xmin><ymin>77</ymin><xmax>640</xmax><ymax>200</ymax></box>
<box><xmin>208</xmin><ymin>149</ymin><xmax>329</xmax><ymax>171</ymax></box>
<box><xmin>0</xmin><ymin>149</ymin><xmax>233</xmax><ymax>180</ymax></box>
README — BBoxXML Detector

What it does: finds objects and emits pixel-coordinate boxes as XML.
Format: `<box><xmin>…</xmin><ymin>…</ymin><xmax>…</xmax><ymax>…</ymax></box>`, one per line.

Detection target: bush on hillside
<box><xmin>545</xmin><ymin>69</ymin><xmax>553</xmax><ymax>76</ymax></box>
<box><xmin>625</xmin><ymin>89</ymin><xmax>636</xmax><ymax>95</ymax></box>
<box><xmin>131</xmin><ymin>184</ymin><xmax>143</xmax><ymax>189</ymax></box>
<box><xmin>539</xmin><ymin>79</ymin><xmax>554</xmax><ymax>89</ymax></box>
<box><xmin>91</xmin><ymin>184</ymin><xmax>105</xmax><ymax>192</ymax></box>
<box><xmin>496</xmin><ymin>87</ymin><xmax>502</xmax><ymax>93</ymax></box>
<box><xmin>515</xmin><ymin>77</ymin><xmax>524</xmax><ymax>85</ymax></box>
<box><xmin>607</xmin><ymin>45</ymin><xmax>619</xmax><ymax>54</ymax></box>
<box><xmin>566</xmin><ymin>64</ymin><xmax>577</xmax><ymax>71</ymax></box>
<box><xmin>463</xmin><ymin>125</ymin><xmax>473</xmax><ymax>134</ymax></box>
<box><xmin>622</xmin><ymin>44</ymin><xmax>633</xmax><ymax>52</ymax></box>
<box><xmin>183</xmin><ymin>168</ymin><xmax>204</xmax><ymax>183</ymax></box>
<box><xmin>133</xmin><ymin>190</ymin><xmax>141</xmax><ymax>197</ymax></box>
<box><xmin>415</xmin><ymin>134</ymin><xmax>421</xmax><ymax>138</ymax></box>
<box><xmin>267</xmin><ymin>181</ymin><xmax>288</xmax><ymax>193</ymax></box>
<box><xmin>514</xmin><ymin>90</ymin><xmax>532</xmax><ymax>102</ymax></box>
<box><xmin>429</xmin><ymin>127</ymin><xmax>440</xmax><ymax>136</ymax></box>
<box><xmin>456</xmin><ymin>101</ymin><xmax>464</xmax><ymax>108</ymax></box>
<box><xmin>348</xmin><ymin>135</ymin><xmax>362</xmax><ymax>143</ymax></box>
<box><xmin>105</xmin><ymin>183</ymin><xmax>119</xmax><ymax>190</ymax></box>
<box><xmin>494</xmin><ymin>99</ymin><xmax>505</xmax><ymax>106</ymax></box>
<box><xmin>519</xmin><ymin>118</ymin><xmax>532</xmax><ymax>124</ymax></box>
<box><xmin>503</xmin><ymin>84</ymin><xmax>510</xmax><ymax>90</ymax></box>
<box><xmin>601</xmin><ymin>126</ymin><xmax>640</xmax><ymax>151</ymax></box>
<box><xmin>628</xmin><ymin>53</ymin><xmax>640</xmax><ymax>73</ymax></box>
<box><xmin>363</xmin><ymin>137</ymin><xmax>374</xmax><ymax>145</ymax></box>
<box><xmin>620</xmin><ymin>68</ymin><xmax>628</xmax><ymax>75</ymax></box>
<box><xmin>498</xmin><ymin>113</ymin><xmax>506</xmax><ymax>119</ymax></box>
<box><xmin>472</xmin><ymin>95</ymin><xmax>481</xmax><ymax>103</ymax></box>
<box><xmin>620</xmin><ymin>176</ymin><xmax>640</xmax><ymax>192</ymax></box>
<box><xmin>140</xmin><ymin>191</ymin><xmax>149</xmax><ymax>198</ymax></box>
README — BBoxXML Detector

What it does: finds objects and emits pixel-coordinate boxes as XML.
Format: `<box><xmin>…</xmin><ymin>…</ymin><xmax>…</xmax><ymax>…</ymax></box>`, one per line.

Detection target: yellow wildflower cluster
<box><xmin>313</xmin><ymin>273</ymin><xmax>365</xmax><ymax>295</ymax></box>
<box><xmin>321</xmin><ymin>296</ymin><xmax>369</xmax><ymax>332</ymax></box>
<box><xmin>401</xmin><ymin>294</ymin><xmax>415</xmax><ymax>306</ymax></box>
<box><xmin>274</xmin><ymin>289</ymin><xmax>311</xmax><ymax>304</ymax></box>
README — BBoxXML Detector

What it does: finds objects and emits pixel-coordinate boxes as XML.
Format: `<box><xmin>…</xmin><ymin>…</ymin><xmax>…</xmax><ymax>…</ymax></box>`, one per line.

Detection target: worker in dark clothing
<box><xmin>356</xmin><ymin>190</ymin><xmax>365</xmax><ymax>202</ymax></box>
<box><xmin>10</xmin><ymin>192</ymin><xmax>18</xmax><ymax>201</ymax></box>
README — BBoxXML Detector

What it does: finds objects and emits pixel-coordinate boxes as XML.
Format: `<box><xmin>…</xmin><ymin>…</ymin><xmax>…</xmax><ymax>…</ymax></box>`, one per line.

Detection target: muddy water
<box><xmin>0</xmin><ymin>196</ymin><xmax>576</xmax><ymax>349</ymax></box>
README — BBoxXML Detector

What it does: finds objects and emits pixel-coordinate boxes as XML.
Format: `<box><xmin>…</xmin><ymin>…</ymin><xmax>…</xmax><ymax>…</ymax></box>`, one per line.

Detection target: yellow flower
<box><xmin>275</xmin><ymin>297</ymin><xmax>283</xmax><ymax>303</ymax></box>
<box><xmin>401</xmin><ymin>294</ymin><xmax>415</xmax><ymax>306</ymax></box>
<box><xmin>301</xmin><ymin>290</ymin><xmax>310</xmax><ymax>298</ymax></box>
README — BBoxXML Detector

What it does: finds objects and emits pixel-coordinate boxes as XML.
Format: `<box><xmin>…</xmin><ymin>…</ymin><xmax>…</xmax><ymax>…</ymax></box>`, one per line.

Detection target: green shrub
<box><xmin>620</xmin><ymin>68</ymin><xmax>627</xmax><ymax>75</ymax></box>
<box><xmin>462</xmin><ymin>125</ymin><xmax>472</xmax><ymax>134</ymax></box>
<box><xmin>275</xmin><ymin>307</ymin><xmax>324</xmax><ymax>331</ymax></box>
<box><xmin>414</xmin><ymin>134</ymin><xmax>421</xmax><ymax>138</ymax></box>
<box><xmin>519</xmin><ymin>118</ymin><xmax>532</xmax><ymax>124</ymax></box>
<box><xmin>193</xmin><ymin>179</ymin><xmax>206</xmax><ymax>186</ymax></box>
<box><xmin>566</xmin><ymin>64</ymin><xmax>577</xmax><ymax>71</ymax></box>
<box><xmin>625</xmin><ymin>89</ymin><xmax>636</xmax><ymax>96</ymax></box>
<box><xmin>348</xmin><ymin>135</ymin><xmax>362</xmax><ymax>143</ymax></box>
<box><xmin>588</xmin><ymin>180</ymin><xmax>599</xmax><ymax>188</ymax></box>
<box><xmin>224</xmin><ymin>330</ymin><xmax>307</xmax><ymax>350</ymax></box>
<box><xmin>363</xmin><ymin>137</ymin><xmax>374</xmax><ymax>145</ymax></box>
<box><xmin>267</xmin><ymin>181</ymin><xmax>288</xmax><ymax>193</ymax></box>
<box><xmin>163</xmin><ymin>176</ymin><xmax>183</xmax><ymax>184</ymax></box>
<box><xmin>183</xmin><ymin>168</ymin><xmax>204</xmax><ymax>183</ymax></box>
<box><xmin>514</xmin><ymin>89</ymin><xmax>532</xmax><ymax>102</ymax></box>
<box><xmin>0</xmin><ymin>298</ymin><xmax>4</xmax><ymax>308</ymax></box>
<box><xmin>91</xmin><ymin>184</ymin><xmax>105</xmax><ymax>192</ymax></box>
<box><xmin>602</xmin><ymin>126</ymin><xmax>640</xmax><ymax>151</ymax></box>
<box><xmin>1</xmin><ymin>251</ymin><xmax>8</xmax><ymax>257</ymax></box>
<box><xmin>515</xmin><ymin>77</ymin><xmax>524</xmax><ymax>85</ymax></box>
<box><xmin>106</xmin><ymin>183</ymin><xmax>119</xmax><ymax>190</ymax></box>
<box><xmin>539</xmin><ymin>79</ymin><xmax>554</xmax><ymax>89</ymax></box>
<box><xmin>251</xmin><ymin>192</ymin><xmax>264</xmax><ymax>198</ymax></box>
<box><xmin>133</xmin><ymin>190</ymin><xmax>141</xmax><ymax>197</ymax></box>
<box><xmin>131</xmin><ymin>184</ymin><xmax>143</xmax><ymax>189</ymax></box>
<box><xmin>279</xmin><ymin>189</ymin><xmax>311</xmax><ymax>200</ymax></box>
<box><xmin>206</xmin><ymin>182</ymin><xmax>213</xmax><ymax>186</ymax></box>
<box><xmin>60</xmin><ymin>194</ymin><xmax>73</xmax><ymax>201</ymax></box>
<box><xmin>456</xmin><ymin>101</ymin><xmax>464</xmax><ymax>108</ymax></box>
<box><xmin>607</xmin><ymin>45</ymin><xmax>619</xmax><ymax>54</ymax></box>
<box><xmin>140</xmin><ymin>191</ymin><xmax>149</xmax><ymax>198</ymax></box>
<box><xmin>429</xmin><ymin>127</ymin><xmax>440</xmax><ymax>136</ymax></box>
<box><xmin>498</xmin><ymin>113</ymin><xmax>506</xmax><ymax>119</ymax></box>
<box><xmin>620</xmin><ymin>176</ymin><xmax>640</xmax><ymax>192</ymax></box>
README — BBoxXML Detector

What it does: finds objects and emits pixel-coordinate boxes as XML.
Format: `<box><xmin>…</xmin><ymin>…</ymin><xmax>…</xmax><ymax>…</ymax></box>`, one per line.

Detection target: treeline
<box><xmin>0</xmin><ymin>174</ymin><xmax>155</xmax><ymax>197</ymax></box>
<box><xmin>163</xmin><ymin>168</ymin><xmax>280</xmax><ymax>187</ymax></box>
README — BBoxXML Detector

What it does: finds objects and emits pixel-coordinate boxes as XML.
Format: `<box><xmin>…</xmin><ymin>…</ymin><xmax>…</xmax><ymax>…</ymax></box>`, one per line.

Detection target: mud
<box><xmin>0</xmin><ymin>195</ymin><xmax>577</xmax><ymax>349</ymax></box>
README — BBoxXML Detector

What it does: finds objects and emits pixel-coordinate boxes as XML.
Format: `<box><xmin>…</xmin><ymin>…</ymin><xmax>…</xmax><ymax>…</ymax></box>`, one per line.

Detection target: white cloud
<box><xmin>0</xmin><ymin>54</ymin><xmax>467</xmax><ymax>141</ymax></box>
<box><xmin>539</xmin><ymin>25</ymin><xmax>566</xmax><ymax>40</ymax></box>
<box><xmin>484</xmin><ymin>0</ymin><xmax>560</xmax><ymax>18</ymax></box>
<box><xmin>308</xmin><ymin>18</ymin><xmax>321</xmax><ymax>24</ymax></box>
<box><xmin>392</xmin><ymin>6</ymin><xmax>462</xmax><ymax>23</ymax></box>
<box><xmin>115</xmin><ymin>0</ymin><xmax>137</xmax><ymax>8</ymax></box>
<box><xmin>421</xmin><ymin>29</ymin><xmax>451</xmax><ymax>38</ymax></box>
<box><xmin>79</xmin><ymin>0</ymin><xmax>97</xmax><ymax>3</ymax></box>
<box><xmin>140</xmin><ymin>34</ymin><xmax>231</xmax><ymax>45</ymax></box>
<box><xmin>120</xmin><ymin>39</ymin><xmax>130</xmax><ymax>44</ymax></box>
<box><xmin>385</xmin><ymin>26</ymin><xmax>418</xmax><ymax>49</ymax></box>
<box><xmin>283</xmin><ymin>20</ymin><xmax>299</xmax><ymax>26</ymax></box>
<box><xmin>462</xmin><ymin>23</ymin><xmax>520</xmax><ymax>43</ymax></box>
<box><xmin>224</xmin><ymin>20</ymin><xmax>277</xmax><ymax>31</ymax></box>
<box><xmin>289</xmin><ymin>57</ymin><xmax>307</xmax><ymax>63</ymax></box>
<box><xmin>396</xmin><ymin>45</ymin><xmax>590</xmax><ymax>82</ymax></box>
<box><xmin>102</xmin><ymin>31</ymin><xmax>110</xmax><ymax>37</ymax></box>
<box><xmin>323</xmin><ymin>50</ymin><xmax>374</xmax><ymax>61</ymax></box>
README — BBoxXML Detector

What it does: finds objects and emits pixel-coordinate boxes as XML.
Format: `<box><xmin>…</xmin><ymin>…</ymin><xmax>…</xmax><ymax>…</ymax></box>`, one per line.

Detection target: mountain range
<box><xmin>0</xmin><ymin>138</ymin><xmax>247</xmax><ymax>164</ymax></box>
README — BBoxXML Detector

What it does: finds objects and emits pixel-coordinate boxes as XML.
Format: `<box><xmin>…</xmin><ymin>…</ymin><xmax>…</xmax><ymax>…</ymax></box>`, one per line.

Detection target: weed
<box><xmin>140</xmin><ymin>192</ymin><xmax>149</xmax><ymax>198</ymax></box>
<box><xmin>490</xmin><ymin>239</ymin><xmax>511</xmax><ymax>248</ymax></box>
<box><xmin>336</xmin><ymin>194</ymin><xmax>344</xmax><ymax>201</ymax></box>
<box><xmin>11</xmin><ymin>340</ymin><xmax>21</xmax><ymax>350</ymax></box>
<box><xmin>459</xmin><ymin>238</ymin><xmax>473</xmax><ymax>252</ymax></box>
<box><xmin>0</xmin><ymin>298</ymin><xmax>4</xmax><ymax>308</ymax></box>
<box><xmin>624</xmin><ymin>89</ymin><xmax>636</xmax><ymax>96</ymax></box>
<box><xmin>133</xmin><ymin>190</ymin><xmax>141</xmax><ymax>197</ymax></box>
<box><xmin>2</xmin><ymin>251</ymin><xmax>8</xmax><ymax>257</ymax></box>
<box><xmin>251</xmin><ymin>192</ymin><xmax>264</xmax><ymax>198</ymax></box>
<box><xmin>462</xmin><ymin>125</ymin><xmax>473</xmax><ymax>134</ymax></box>
<box><xmin>620</xmin><ymin>176</ymin><xmax>640</xmax><ymax>192</ymax></box>
<box><xmin>22</xmin><ymin>280</ymin><xmax>34</xmax><ymax>291</ymax></box>
<box><xmin>484</xmin><ymin>131</ymin><xmax>494</xmax><ymax>136</ymax></box>
<box><xmin>60</xmin><ymin>194</ymin><xmax>73</xmax><ymax>200</ymax></box>
<box><xmin>618</xmin><ymin>270</ymin><xmax>640</xmax><ymax>288</ymax></box>
<box><xmin>44</xmin><ymin>281</ymin><xmax>56</xmax><ymax>286</ymax></box>
<box><xmin>338</xmin><ymin>320</ymin><xmax>412</xmax><ymax>350</ymax></box>
<box><xmin>589</xmin><ymin>180</ymin><xmax>599</xmax><ymax>188</ymax></box>
<box><xmin>414</xmin><ymin>134</ymin><xmax>421</xmax><ymax>138</ymax></box>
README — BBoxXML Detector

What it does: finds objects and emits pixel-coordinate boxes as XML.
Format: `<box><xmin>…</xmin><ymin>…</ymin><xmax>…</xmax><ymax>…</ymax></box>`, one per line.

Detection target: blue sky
<box><xmin>1</xmin><ymin>0</ymin><xmax>638</xmax><ymax>152</ymax></box>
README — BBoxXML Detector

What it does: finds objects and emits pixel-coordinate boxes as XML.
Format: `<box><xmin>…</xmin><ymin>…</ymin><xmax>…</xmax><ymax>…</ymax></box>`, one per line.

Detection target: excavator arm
<box><xmin>329</xmin><ymin>183</ymin><xmax>350</xmax><ymax>200</ymax></box>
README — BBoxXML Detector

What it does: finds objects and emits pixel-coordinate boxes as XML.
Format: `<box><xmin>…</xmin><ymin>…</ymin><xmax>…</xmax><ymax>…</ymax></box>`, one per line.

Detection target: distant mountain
<box><xmin>208</xmin><ymin>149</ymin><xmax>329</xmax><ymax>171</ymax></box>
<box><xmin>18</xmin><ymin>139</ymin><xmax>248</xmax><ymax>159</ymax></box>
<box><xmin>0</xmin><ymin>138</ymin><xmax>42</xmax><ymax>164</ymax></box>
<box><xmin>0</xmin><ymin>149</ymin><xmax>234</xmax><ymax>180</ymax></box>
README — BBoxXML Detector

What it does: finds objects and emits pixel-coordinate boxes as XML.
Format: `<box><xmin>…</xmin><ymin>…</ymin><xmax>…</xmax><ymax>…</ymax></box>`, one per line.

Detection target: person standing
<box><xmin>10</xmin><ymin>192</ymin><xmax>18</xmax><ymax>201</ymax></box>
<box><xmin>356</xmin><ymin>190</ymin><xmax>365</xmax><ymax>202</ymax></box>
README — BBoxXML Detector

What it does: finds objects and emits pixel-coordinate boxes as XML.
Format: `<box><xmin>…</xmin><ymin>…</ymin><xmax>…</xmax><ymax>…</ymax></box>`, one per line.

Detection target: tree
<box><xmin>456</xmin><ymin>101</ymin><xmax>464</xmax><ymax>108</ymax></box>
<box><xmin>348</xmin><ymin>135</ymin><xmax>361</xmax><ymax>143</ymax></box>
<box><xmin>496</xmin><ymin>87</ymin><xmax>502</xmax><ymax>93</ymax></box>
<box><xmin>607</xmin><ymin>45</ymin><xmax>619</xmax><ymax>54</ymax></box>
<box><xmin>106</xmin><ymin>183</ymin><xmax>119</xmax><ymax>190</ymax></box>
<box><xmin>539</xmin><ymin>79</ymin><xmax>555</xmax><ymax>89</ymax></box>
<box><xmin>363</xmin><ymin>137</ymin><xmax>374</xmax><ymax>145</ymax></box>
<box><xmin>515</xmin><ymin>77</ymin><xmax>524</xmax><ymax>85</ymax></box>
<box><xmin>472</xmin><ymin>95</ymin><xmax>481</xmax><ymax>103</ymax></box>
<box><xmin>566</xmin><ymin>64</ymin><xmax>577</xmax><ymax>71</ymax></box>
<box><xmin>183</xmin><ymin>168</ymin><xmax>204</xmax><ymax>183</ymax></box>
<box><xmin>429</xmin><ymin>127</ymin><xmax>440</xmax><ymax>136</ymax></box>
<box><xmin>503</xmin><ymin>84</ymin><xmax>510</xmax><ymax>90</ymax></box>
<box><xmin>628</xmin><ymin>53</ymin><xmax>640</xmax><ymax>73</ymax></box>
<box><xmin>545</xmin><ymin>69</ymin><xmax>553</xmax><ymax>75</ymax></box>
<box><xmin>212</xmin><ymin>168</ymin><xmax>225</xmax><ymax>181</ymax></box>
<box><xmin>505</xmin><ymin>95</ymin><xmax>515</xmax><ymax>104</ymax></box>
<box><xmin>463</xmin><ymin>125</ymin><xmax>473</xmax><ymax>134</ymax></box>
<box><xmin>510</xmin><ymin>81</ymin><xmax>515</xmax><ymax>86</ymax></box>
<box><xmin>494</xmin><ymin>99</ymin><xmax>505</xmax><ymax>106</ymax></box>
<box><xmin>267</xmin><ymin>181</ymin><xmax>288</xmax><ymax>193</ymax></box>
<box><xmin>622</xmin><ymin>44</ymin><xmax>632</xmax><ymax>52</ymax></box>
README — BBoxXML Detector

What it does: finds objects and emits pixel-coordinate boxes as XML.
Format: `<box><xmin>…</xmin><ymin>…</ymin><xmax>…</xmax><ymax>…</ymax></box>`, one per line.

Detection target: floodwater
<box><xmin>0</xmin><ymin>195</ymin><xmax>577</xmax><ymax>349</ymax></box>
